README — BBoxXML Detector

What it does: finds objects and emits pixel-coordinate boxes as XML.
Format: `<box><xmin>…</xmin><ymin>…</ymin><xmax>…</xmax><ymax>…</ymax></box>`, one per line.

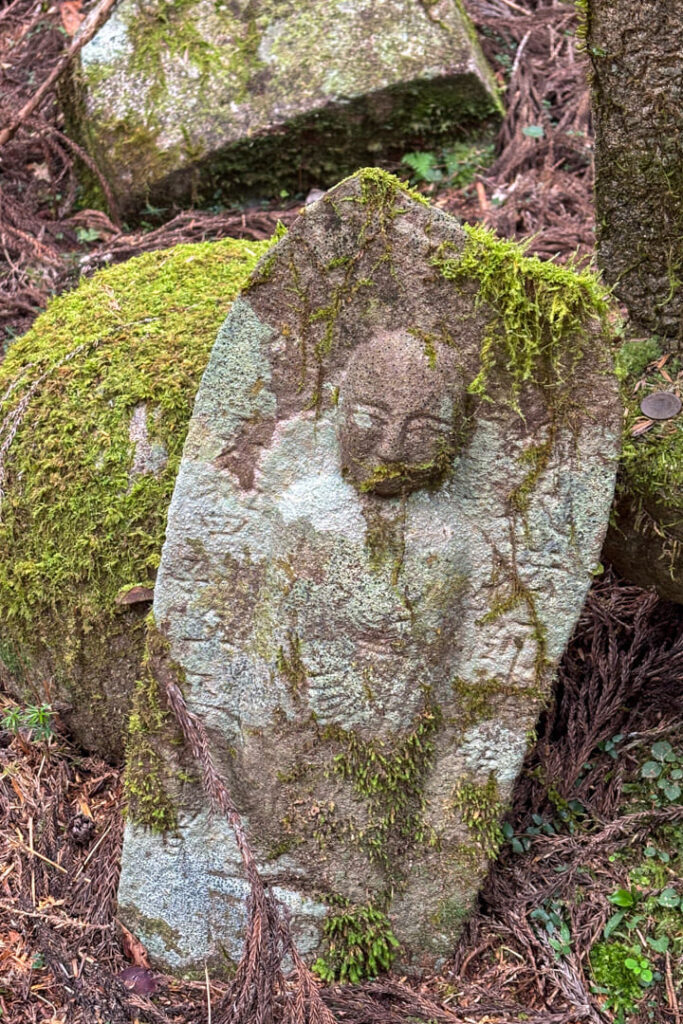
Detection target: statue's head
<box><xmin>339</xmin><ymin>329</ymin><xmax>467</xmax><ymax>496</ymax></box>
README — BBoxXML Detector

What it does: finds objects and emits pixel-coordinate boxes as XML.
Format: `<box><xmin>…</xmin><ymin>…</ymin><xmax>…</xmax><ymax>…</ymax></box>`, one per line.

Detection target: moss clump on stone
<box><xmin>451</xmin><ymin>774</ymin><xmax>505</xmax><ymax>859</ymax></box>
<box><xmin>124</xmin><ymin>622</ymin><xmax>179</xmax><ymax>832</ymax></box>
<box><xmin>433</xmin><ymin>224</ymin><xmax>612</xmax><ymax>404</ymax></box>
<box><xmin>452</xmin><ymin>676</ymin><xmax>544</xmax><ymax>730</ymax></box>
<box><xmin>324</xmin><ymin>702</ymin><xmax>442</xmax><ymax>868</ymax></box>
<box><xmin>312</xmin><ymin>897</ymin><xmax>400</xmax><ymax>983</ymax></box>
<box><xmin>0</xmin><ymin>236</ymin><xmax>270</xmax><ymax>756</ymax></box>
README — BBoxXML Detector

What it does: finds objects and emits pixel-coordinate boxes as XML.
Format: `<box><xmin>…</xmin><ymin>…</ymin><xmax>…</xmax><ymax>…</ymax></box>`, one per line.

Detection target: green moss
<box><xmin>452</xmin><ymin>675</ymin><xmax>543</xmax><ymax>730</ymax></box>
<box><xmin>451</xmin><ymin>773</ymin><xmax>504</xmax><ymax>859</ymax></box>
<box><xmin>119</xmin><ymin>906</ymin><xmax>184</xmax><ymax>956</ymax></box>
<box><xmin>324</xmin><ymin>702</ymin><xmax>442</xmax><ymax>868</ymax></box>
<box><xmin>509</xmin><ymin>440</ymin><xmax>553</xmax><ymax>514</ymax></box>
<box><xmin>590</xmin><ymin>941</ymin><xmax>650</xmax><ymax>1020</ymax></box>
<box><xmin>0</xmin><ymin>236</ymin><xmax>270</xmax><ymax>711</ymax></box>
<box><xmin>614</xmin><ymin>343</ymin><xmax>683</xmax><ymax>549</ymax></box>
<box><xmin>124</xmin><ymin>624</ymin><xmax>179</xmax><ymax>832</ymax></box>
<box><xmin>312</xmin><ymin>897</ymin><xmax>400</xmax><ymax>983</ymax></box>
<box><xmin>432</xmin><ymin>895</ymin><xmax>471</xmax><ymax>933</ymax></box>
<box><xmin>477</xmin><ymin>558</ymin><xmax>549</xmax><ymax>680</ymax></box>
<box><xmin>433</xmin><ymin>224</ymin><xmax>612</xmax><ymax>405</ymax></box>
<box><xmin>613</xmin><ymin>336</ymin><xmax>662</xmax><ymax>383</ymax></box>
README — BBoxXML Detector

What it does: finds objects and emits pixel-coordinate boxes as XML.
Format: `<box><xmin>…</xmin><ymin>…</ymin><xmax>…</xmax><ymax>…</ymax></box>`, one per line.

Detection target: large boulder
<box><xmin>117</xmin><ymin>169</ymin><xmax>621</xmax><ymax>977</ymax></box>
<box><xmin>0</xmin><ymin>236</ymin><xmax>270</xmax><ymax>761</ymax></box>
<box><xmin>72</xmin><ymin>0</ymin><xmax>501</xmax><ymax>215</ymax></box>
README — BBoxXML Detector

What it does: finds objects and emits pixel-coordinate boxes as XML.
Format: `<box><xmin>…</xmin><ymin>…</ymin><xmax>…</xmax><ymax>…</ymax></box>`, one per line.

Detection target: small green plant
<box><xmin>529</xmin><ymin>900</ymin><xmax>572</xmax><ymax>958</ymax></box>
<box><xmin>312</xmin><ymin>900</ymin><xmax>400</xmax><ymax>984</ymax></box>
<box><xmin>502</xmin><ymin>796</ymin><xmax>588</xmax><ymax>854</ymax></box>
<box><xmin>401</xmin><ymin>140</ymin><xmax>494</xmax><ymax>189</ymax></box>
<box><xmin>638</xmin><ymin>741</ymin><xmax>682</xmax><ymax>803</ymax></box>
<box><xmin>597</xmin><ymin>732</ymin><xmax>625</xmax><ymax>759</ymax></box>
<box><xmin>1</xmin><ymin>702</ymin><xmax>54</xmax><ymax>741</ymax></box>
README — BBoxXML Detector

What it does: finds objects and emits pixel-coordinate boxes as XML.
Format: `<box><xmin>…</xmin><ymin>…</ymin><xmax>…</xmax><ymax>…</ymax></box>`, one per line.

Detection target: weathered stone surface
<box><xmin>117</xmin><ymin>170</ymin><xmax>620</xmax><ymax>976</ymax></box>
<box><xmin>74</xmin><ymin>0</ymin><xmax>501</xmax><ymax>214</ymax></box>
<box><xmin>587</xmin><ymin>0</ymin><xmax>683</xmax><ymax>341</ymax></box>
<box><xmin>0</xmin><ymin>238</ymin><xmax>268</xmax><ymax>761</ymax></box>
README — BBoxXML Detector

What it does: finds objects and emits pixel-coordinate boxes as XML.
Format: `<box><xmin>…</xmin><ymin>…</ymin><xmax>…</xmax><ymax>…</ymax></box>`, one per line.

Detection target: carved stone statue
<box><xmin>116</xmin><ymin>171</ymin><xmax>620</xmax><ymax>977</ymax></box>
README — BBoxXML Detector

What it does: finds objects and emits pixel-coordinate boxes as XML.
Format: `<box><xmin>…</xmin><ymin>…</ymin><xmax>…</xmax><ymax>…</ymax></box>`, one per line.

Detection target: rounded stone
<box><xmin>640</xmin><ymin>391</ymin><xmax>682</xmax><ymax>420</ymax></box>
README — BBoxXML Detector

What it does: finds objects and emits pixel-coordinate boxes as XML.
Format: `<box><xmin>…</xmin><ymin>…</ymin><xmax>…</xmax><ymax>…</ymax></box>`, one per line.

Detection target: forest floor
<box><xmin>1</xmin><ymin>1</ymin><xmax>682</xmax><ymax>1022</ymax></box>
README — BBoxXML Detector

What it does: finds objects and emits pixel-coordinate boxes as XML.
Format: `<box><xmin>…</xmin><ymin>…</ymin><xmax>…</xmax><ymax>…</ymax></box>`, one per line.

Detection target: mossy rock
<box><xmin>0</xmin><ymin>236</ymin><xmax>271</xmax><ymax>760</ymax></box>
<box><xmin>603</xmin><ymin>337</ymin><xmax>683</xmax><ymax>602</ymax></box>
<box><xmin>70</xmin><ymin>0</ymin><xmax>501</xmax><ymax>216</ymax></box>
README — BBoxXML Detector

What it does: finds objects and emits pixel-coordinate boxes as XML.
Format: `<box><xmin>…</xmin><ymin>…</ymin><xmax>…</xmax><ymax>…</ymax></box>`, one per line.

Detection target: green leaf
<box><xmin>647</xmin><ymin>936</ymin><xmax>669</xmax><ymax>953</ymax></box>
<box><xmin>522</xmin><ymin>124</ymin><xmax>545</xmax><ymax>139</ymax></box>
<box><xmin>662</xmin><ymin>782</ymin><xmax>681</xmax><ymax>801</ymax></box>
<box><xmin>603</xmin><ymin>911</ymin><xmax>625</xmax><ymax>939</ymax></box>
<box><xmin>651</xmin><ymin>741</ymin><xmax>673</xmax><ymax>761</ymax></box>
<box><xmin>624</xmin><ymin>958</ymin><xmax>638</xmax><ymax>970</ymax></box>
<box><xmin>639</xmin><ymin>968</ymin><xmax>653</xmax><ymax>984</ymax></box>
<box><xmin>640</xmin><ymin>761</ymin><xmax>662</xmax><ymax>779</ymax></box>
<box><xmin>609</xmin><ymin>889</ymin><xmax>635</xmax><ymax>907</ymax></box>
<box><xmin>401</xmin><ymin>152</ymin><xmax>442</xmax><ymax>184</ymax></box>
<box><xmin>657</xmin><ymin>888</ymin><xmax>680</xmax><ymax>908</ymax></box>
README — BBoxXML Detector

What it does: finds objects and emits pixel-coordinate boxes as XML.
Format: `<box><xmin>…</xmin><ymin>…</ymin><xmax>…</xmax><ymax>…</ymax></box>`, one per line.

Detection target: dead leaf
<box><xmin>27</xmin><ymin>163</ymin><xmax>50</xmax><ymax>182</ymax></box>
<box><xmin>631</xmin><ymin>418</ymin><xmax>654</xmax><ymax>437</ymax></box>
<box><xmin>119</xmin><ymin>921</ymin><xmax>151</xmax><ymax>968</ymax></box>
<box><xmin>77</xmin><ymin>797</ymin><xmax>93</xmax><ymax>818</ymax></box>
<box><xmin>59</xmin><ymin>1</ymin><xmax>84</xmax><ymax>35</ymax></box>
<box><xmin>117</xmin><ymin>966</ymin><xmax>158</xmax><ymax>995</ymax></box>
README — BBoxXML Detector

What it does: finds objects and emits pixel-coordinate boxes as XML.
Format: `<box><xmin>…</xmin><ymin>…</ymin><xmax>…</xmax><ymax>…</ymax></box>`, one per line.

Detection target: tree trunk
<box><xmin>588</xmin><ymin>0</ymin><xmax>683</xmax><ymax>346</ymax></box>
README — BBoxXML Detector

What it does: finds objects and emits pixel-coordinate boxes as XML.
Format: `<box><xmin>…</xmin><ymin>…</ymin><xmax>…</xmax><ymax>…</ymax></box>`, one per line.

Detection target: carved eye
<box><xmin>403</xmin><ymin>417</ymin><xmax>446</xmax><ymax>454</ymax></box>
<box><xmin>351</xmin><ymin>405</ymin><xmax>388</xmax><ymax>431</ymax></box>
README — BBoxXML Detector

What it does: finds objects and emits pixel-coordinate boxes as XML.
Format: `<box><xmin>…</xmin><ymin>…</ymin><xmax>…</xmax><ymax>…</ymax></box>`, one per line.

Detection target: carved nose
<box><xmin>376</xmin><ymin>424</ymin><xmax>405</xmax><ymax>463</ymax></box>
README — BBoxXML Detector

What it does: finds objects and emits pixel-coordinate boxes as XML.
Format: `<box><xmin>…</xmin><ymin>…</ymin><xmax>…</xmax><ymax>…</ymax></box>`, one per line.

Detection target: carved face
<box><xmin>339</xmin><ymin>330</ymin><xmax>466</xmax><ymax>496</ymax></box>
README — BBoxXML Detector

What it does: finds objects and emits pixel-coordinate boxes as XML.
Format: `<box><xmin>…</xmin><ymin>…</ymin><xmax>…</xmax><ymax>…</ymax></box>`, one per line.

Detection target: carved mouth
<box><xmin>358</xmin><ymin>461</ymin><xmax>439</xmax><ymax>496</ymax></box>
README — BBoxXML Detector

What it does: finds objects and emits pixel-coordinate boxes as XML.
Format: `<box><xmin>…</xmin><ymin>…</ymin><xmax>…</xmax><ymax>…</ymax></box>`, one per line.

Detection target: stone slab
<box><xmin>75</xmin><ymin>0</ymin><xmax>501</xmax><ymax>213</ymax></box>
<box><xmin>117</xmin><ymin>170</ymin><xmax>620</xmax><ymax>976</ymax></box>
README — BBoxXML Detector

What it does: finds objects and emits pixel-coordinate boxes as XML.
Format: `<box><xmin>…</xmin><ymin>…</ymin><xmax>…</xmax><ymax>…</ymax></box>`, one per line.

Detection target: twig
<box><xmin>0</xmin><ymin>0</ymin><xmax>119</xmax><ymax>148</ymax></box>
<box><xmin>497</xmin><ymin>0</ymin><xmax>531</xmax><ymax>14</ymax></box>
<box><xmin>73</xmin><ymin>821</ymin><xmax>113</xmax><ymax>879</ymax></box>
<box><xmin>11</xmin><ymin>837</ymin><xmax>69</xmax><ymax>874</ymax></box>
<box><xmin>511</xmin><ymin>29</ymin><xmax>533</xmax><ymax>79</ymax></box>
<box><xmin>666</xmin><ymin>951</ymin><xmax>681</xmax><ymax>1024</ymax></box>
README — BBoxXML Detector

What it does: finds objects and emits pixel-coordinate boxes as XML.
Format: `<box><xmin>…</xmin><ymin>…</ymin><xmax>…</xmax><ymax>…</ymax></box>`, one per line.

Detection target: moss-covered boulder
<box><xmin>73</xmin><ymin>0</ymin><xmax>501</xmax><ymax>215</ymax></box>
<box><xmin>0</xmin><ymin>236</ymin><xmax>271</xmax><ymax>760</ymax></box>
<box><xmin>603</xmin><ymin>338</ymin><xmax>683</xmax><ymax>602</ymax></box>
